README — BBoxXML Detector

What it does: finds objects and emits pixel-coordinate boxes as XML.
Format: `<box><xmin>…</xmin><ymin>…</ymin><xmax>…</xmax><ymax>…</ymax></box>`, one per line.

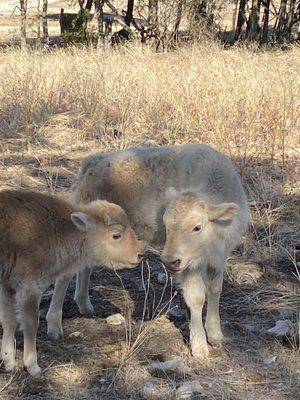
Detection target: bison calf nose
<box><xmin>137</xmin><ymin>253</ymin><xmax>144</xmax><ymax>262</ymax></box>
<box><xmin>162</xmin><ymin>258</ymin><xmax>182</xmax><ymax>271</ymax></box>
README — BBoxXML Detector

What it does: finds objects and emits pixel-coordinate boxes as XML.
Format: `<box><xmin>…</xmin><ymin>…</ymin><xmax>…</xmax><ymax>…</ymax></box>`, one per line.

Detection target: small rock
<box><xmin>106</xmin><ymin>313</ymin><xmax>125</xmax><ymax>326</ymax></box>
<box><xmin>140</xmin><ymin>381</ymin><xmax>171</xmax><ymax>399</ymax></box>
<box><xmin>177</xmin><ymin>388</ymin><xmax>193</xmax><ymax>399</ymax></box>
<box><xmin>176</xmin><ymin>382</ymin><xmax>204</xmax><ymax>399</ymax></box>
<box><xmin>263</xmin><ymin>355</ymin><xmax>277</xmax><ymax>365</ymax></box>
<box><xmin>69</xmin><ymin>331</ymin><xmax>83</xmax><ymax>338</ymax></box>
<box><xmin>148</xmin><ymin>356</ymin><xmax>193</xmax><ymax>375</ymax></box>
<box><xmin>157</xmin><ymin>272</ymin><xmax>168</xmax><ymax>284</ymax></box>
<box><xmin>267</xmin><ymin>320</ymin><xmax>293</xmax><ymax>337</ymax></box>
<box><xmin>141</xmin><ymin>382</ymin><xmax>157</xmax><ymax>397</ymax></box>
<box><xmin>149</xmin><ymin>358</ymin><xmax>180</xmax><ymax>372</ymax></box>
<box><xmin>244</xmin><ymin>324</ymin><xmax>256</xmax><ymax>333</ymax></box>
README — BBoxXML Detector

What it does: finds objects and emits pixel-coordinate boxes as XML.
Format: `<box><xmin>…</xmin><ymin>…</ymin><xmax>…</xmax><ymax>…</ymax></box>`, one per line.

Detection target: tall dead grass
<box><xmin>0</xmin><ymin>43</ymin><xmax>298</xmax><ymax>162</ymax></box>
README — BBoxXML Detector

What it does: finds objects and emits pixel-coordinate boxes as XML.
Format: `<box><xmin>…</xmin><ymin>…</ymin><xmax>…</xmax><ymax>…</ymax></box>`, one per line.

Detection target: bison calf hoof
<box><xmin>207</xmin><ymin>337</ymin><xmax>223</xmax><ymax>349</ymax></box>
<box><xmin>206</xmin><ymin>330</ymin><xmax>224</xmax><ymax>349</ymax></box>
<box><xmin>47</xmin><ymin>320</ymin><xmax>63</xmax><ymax>340</ymax></box>
<box><xmin>47</xmin><ymin>326</ymin><xmax>63</xmax><ymax>340</ymax></box>
<box><xmin>190</xmin><ymin>339</ymin><xmax>210</xmax><ymax>359</ymax></box>
<box><xmin>76</xmin><ymin>298</ymin><xmax>94</xmax><ymax>316</ymax></box>
<box><xmin>26</xmin><ymin>364</ymin><xmax>42</xmax><ymax>377</ymax></box>
<box><xmin>46</xmin><ymin>310</ymin><xmax>63</xmax><ymax>339</ymax></box>
<box><xmin>4</xmin><ymin>359</ymin><xmax>17</xmax><ymax>373</ymax></box>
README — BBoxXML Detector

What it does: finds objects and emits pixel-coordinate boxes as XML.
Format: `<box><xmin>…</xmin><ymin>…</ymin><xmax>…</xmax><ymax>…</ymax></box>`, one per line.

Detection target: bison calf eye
<box><xmin>193</xmin><ymin>225</ymin><xmax>202</xmax><ymax>232</ymax></box>
<box><xmin>112</xmin><ymin>233</ymin><xmax>122</xmax><ymax>240</ymax></box>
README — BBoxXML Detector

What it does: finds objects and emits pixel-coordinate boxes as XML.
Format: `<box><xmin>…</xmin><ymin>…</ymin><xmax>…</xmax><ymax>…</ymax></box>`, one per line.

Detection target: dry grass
<box><xmin>0</xmin><ymin>44</ymin><xmax>299</xmax><ymax>158</ymax></box>
<box><xmin>0</xmin><ymin>43</ymin><xmax>299</xmax><ymax>399</ymax></box>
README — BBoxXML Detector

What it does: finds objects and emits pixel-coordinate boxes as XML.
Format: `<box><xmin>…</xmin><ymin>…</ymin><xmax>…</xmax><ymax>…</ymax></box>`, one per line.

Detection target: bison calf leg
<box><xmin>17</xmin><ymin>288</ymin><xmax>42</xmax><ymax>376</ymax></box>
<box><xmin>47</xmin><ymin>276</ymin><xmax>71</xmax><ymax>339</ymax></box>
<box><xmin>204</xmin><ymin>264</ymin><xmax>224</xmax><ymax>348</ymax></box>
<box><xmin>181</xmin><ymin>271</ymin><xmax>209</xmax><ymax>358</ymax></box>
<box><xmin>0</xmin><ymin>285</ymin><xmax>18</xmax><ymax>372</ymax></box>
<box><xmin>74</xmin><ymin>267</ymin><xmax>94</xmax><ymax>315</ymax></box>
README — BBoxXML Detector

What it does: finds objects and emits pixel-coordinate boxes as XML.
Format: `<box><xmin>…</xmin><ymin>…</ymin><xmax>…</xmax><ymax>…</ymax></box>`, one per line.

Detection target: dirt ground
<box><xmin>0</xmin><ymin>134</ymin><xmax>299</xmax><ymax>400</ymax></box>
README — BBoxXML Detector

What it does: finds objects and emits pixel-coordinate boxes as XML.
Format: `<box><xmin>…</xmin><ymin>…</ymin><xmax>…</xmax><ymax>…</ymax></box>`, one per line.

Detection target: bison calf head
<box><xmin>71</xmin><ymin>200</ymin><xmax>147</xmax><ymax>269</ymax></box>
<box><xmin>161</xmin><ymin>188</ymin><xmax>238</xmax><ymax>273</ymax></box>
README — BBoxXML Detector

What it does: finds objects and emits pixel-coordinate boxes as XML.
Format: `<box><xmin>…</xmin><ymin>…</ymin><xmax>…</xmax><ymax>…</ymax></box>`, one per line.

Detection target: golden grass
<box><xmin>0</xmin><ymin>44</ymin><xmax>298</xmax><ymax>161</ymax></box>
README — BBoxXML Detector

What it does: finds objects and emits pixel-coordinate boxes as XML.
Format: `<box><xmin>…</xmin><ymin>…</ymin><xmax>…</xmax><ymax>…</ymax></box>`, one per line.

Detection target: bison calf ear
<box><xmin>71</xmin><ymin>212</ymin><xmax>93</xmax><ymax>232</ymax></box>
<box><xmin>165</xmin><ymin>187</ymin><xmax>179</xmax><ymax>202</ymax></box>
<box><xmin>208</xmin><ymin>203</ymin><xmax>238</xmax><ymax>222</ymax></box>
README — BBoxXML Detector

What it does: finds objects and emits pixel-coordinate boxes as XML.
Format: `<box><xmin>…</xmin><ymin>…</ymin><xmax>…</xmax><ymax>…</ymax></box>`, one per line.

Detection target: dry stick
<box><xmin>125</xmin><ymin>264</ymin><xmax>178</xmax><ymax>357</ymax></box>
<box><xmin>41</xmin><ymin>360</ymin><xmax>57</xmax><ymax>373</ymax></box>
<box><xmin>150</xmin><ymin>276</ymin><xmax>157</xmax><ymax>318</ymax></box>
<box><xmin>107</xmin><ymin>263</ymin><xmax>178</xmax><ymax>391</ymax></box>
<box><xmin>106</xmin><ymin>305</ymin><xmax>179</xmax><ymax>392</ymax></box>
<box><xmin>111</xmin><ymin>265</ymin><xmax>132</xmax><ymax>353</ymax></box>
<box><xmin>0</xmin><ymin>369</ymin><xmax>19</xmax><ymax>393</ymax></box>
<box><xmin>124</xmin><ymin>291</ymin><xmax>178</xmax><ymax>362</ymax></box>
<box><xmin>138</xmin><ymin>260</ymin><xmax>151</xmax><ymax>337</ymax></box>
<box><xmin>153</xmin><ymin>262</ymin><xmax>171</xmax><ymax>317</ymax></box>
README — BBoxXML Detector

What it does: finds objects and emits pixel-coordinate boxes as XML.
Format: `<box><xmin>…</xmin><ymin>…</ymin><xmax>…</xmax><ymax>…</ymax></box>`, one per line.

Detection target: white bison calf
<box><xmin>0</xmin><ymin>190</ymin><xmax>145</xmax><ymax>376</ymax></box>
<box><xmin>47</xmin><ymin>143</ymin><xmax>248</xmax><ymax>357</ymax></box>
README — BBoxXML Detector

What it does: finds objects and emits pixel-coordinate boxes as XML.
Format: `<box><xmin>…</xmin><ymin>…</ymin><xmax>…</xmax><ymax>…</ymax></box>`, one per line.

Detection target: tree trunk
<box><xmin>235</xmin><ymin>0</ymin><xmax>247</xmax><ymax>40</ymax></box>
<box><xmin>42</xmin><ymin>0</ymin><xmax>49</xmax><ymax>45</ymax></box>
<box><xmin>248</xmin><ymin>0</ymin><xmax>261</xmax><ymax>41</ymax></box>
<box><xmin>285</xmin><ymin>0</ymin><xmax>297</xmax><ymax>40</ymax></box>
<box><xmin>261</xmin><ymin>0</ymin><xmax>270</xmax><ymax>43</ymax></box>
<box><xmin>85</xmin><ymin>0</ymin><xmax>93</xmax><ymax>11</ymax></box>
<box><xmin>94</xmin><ymin>0</ymin><xmax>105</xmax><ymax>46</ymax></box>
<box><xmin>274</xmin><ymin>0</ymin><xmax>288</xmax><ymax>41</ymax></box>
<box><xmin>171</xmin><ymin>0</ymin><xmax>184</xmax><ymax>42</ymax></box>
<box><xmin>125</xmin><ymin>0</ymin><xmax>134</xmax><ymax>26</ymax></box>
<box><xmin>148</xmin><ymin>0</ymin><xmax>158</xmax><ymax>30</ymax></box>
<box><xmin>232</xmin><ymin>0</ymin><xmax>239</xmax><ymax>31</ymax></box>
<box><xmin>20</xmin><ymin>0</ymin><xmax>27</xmax><ymax>49</ymax></box>
<box><xmin>292</xmin><ymin>2</ymin><xmax>300</xmax><ymax>41</ymax></box>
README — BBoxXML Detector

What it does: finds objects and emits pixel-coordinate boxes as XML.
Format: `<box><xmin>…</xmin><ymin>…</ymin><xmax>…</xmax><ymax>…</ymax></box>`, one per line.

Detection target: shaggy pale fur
<box><xmin>47</xmin><ymin>143</ymin><xmax>248</xmax><ymax>356</ymax></box>
<box><xmin>0</xmin><ymin>190</ymin><xmax>145</xmax><ymax>376</ymax></box>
